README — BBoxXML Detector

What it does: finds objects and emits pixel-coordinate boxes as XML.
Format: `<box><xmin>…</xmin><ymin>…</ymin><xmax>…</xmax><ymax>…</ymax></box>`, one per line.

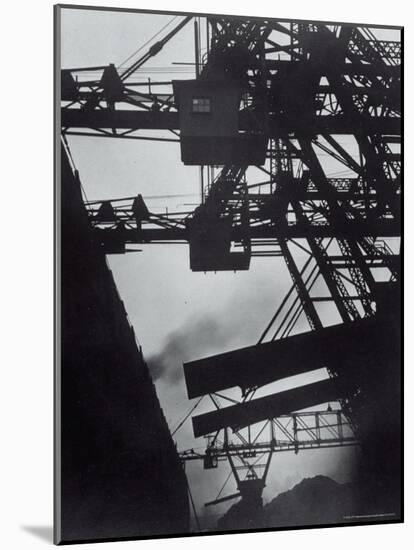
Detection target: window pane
<box><xmin>192</xmin><ymin>97</ymin><xmax>211</xmax><ymax>112</ymax></box>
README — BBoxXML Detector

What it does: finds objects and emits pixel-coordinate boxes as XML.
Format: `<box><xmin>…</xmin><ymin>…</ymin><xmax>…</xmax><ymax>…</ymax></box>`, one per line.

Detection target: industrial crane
<box><xmin>178</xmin><ymin>408</ymin><xmax>357</xmax><ymax>510</ymax></box>
<box><xmin>61</xmin><ymin>13</ymin><xmax>401</xmax><ymax>512</ymax></box>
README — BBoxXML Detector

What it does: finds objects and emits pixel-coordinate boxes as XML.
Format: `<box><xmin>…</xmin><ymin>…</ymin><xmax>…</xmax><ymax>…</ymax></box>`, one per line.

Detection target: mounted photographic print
<box><xmin>54</xmin><ymin>4</ymin><xmax>403</xmax><ymax>544</ymax></box>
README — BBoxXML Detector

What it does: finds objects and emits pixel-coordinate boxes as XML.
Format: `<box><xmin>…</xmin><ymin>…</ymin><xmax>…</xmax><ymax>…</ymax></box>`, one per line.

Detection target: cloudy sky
<box><xmin>57</xmin><ymin>6</ymin><xmax>398</xmax><ymax>523</ymax></box>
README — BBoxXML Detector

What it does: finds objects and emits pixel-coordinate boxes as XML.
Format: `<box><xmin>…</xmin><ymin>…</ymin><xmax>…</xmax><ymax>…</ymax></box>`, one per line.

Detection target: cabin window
<box><xmin>192</xmin><ymin>97</ymin><xmax>211</xmax><ymax>113</ymax></box>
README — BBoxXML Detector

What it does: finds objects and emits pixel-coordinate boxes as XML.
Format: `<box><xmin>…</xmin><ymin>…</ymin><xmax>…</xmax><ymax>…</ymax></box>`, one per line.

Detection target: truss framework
<box><xmin>61</xmin><ymin>14</ymin><xmax>401</xmax><ymax>508</ymax></box>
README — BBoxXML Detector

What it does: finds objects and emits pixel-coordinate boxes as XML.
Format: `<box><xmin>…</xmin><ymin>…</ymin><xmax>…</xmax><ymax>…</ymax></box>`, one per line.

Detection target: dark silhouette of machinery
<box><xmin>61</xmin><ymin>13</ymin><xmax>401</xmax><ymax>517</ymax></box>
<box><xmin>173</xmin><ymin>77</ymin><xmax>268</xmax><ymax>165</ymax></box>
<box><xmin>179</xmin><ymin>409</ymin><xmax>356</xmax><ymax>510</ymax></box>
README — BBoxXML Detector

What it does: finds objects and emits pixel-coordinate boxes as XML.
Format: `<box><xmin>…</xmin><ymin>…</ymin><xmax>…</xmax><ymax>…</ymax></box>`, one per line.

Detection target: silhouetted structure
<box><xmin>59</xmin><ymin>11</ymin><xmax>402</xmax><ymax>531</ymax></box>
<box><xmin>59</xmin><ymin>146</ymin><xmax>189</xmax><ymax>542</ymax></box>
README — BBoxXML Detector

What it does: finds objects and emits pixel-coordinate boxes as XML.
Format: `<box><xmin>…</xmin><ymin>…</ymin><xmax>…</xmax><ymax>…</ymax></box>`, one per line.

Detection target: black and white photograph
<box><xmin>54</xmin><ymin>4</ymin><xmax>402</xmax><ymax>544</ymax></box>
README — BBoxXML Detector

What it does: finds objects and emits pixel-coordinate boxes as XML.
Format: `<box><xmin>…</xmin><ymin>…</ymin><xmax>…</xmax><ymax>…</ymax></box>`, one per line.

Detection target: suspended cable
<box><xmin>117</xmin><ymin>16</ymin><xmax>179</xmax><ymax>70</ymax></box>
<box><xmin>215</xmin><ymin>469</ymin><xmax>233</xmax><ymax>501</ymax></box>
<box><xmin>172</xmin><ymin>396</ymin><xmax>204</xmax><ymax>437</ymax></box>
<box><xmin>120</xmin><ymin>17</ymin><xmax>192</xmax><ymax>81</ymax></box>
<box><xmin>64</xmin><ymin>131</ymin><xmax>180</xmax><ymax>143</ymax></box>
<box><xmin>187</xmin><ymin>478</ymin><xmax>201</xmax><ymax>531</ymax></box>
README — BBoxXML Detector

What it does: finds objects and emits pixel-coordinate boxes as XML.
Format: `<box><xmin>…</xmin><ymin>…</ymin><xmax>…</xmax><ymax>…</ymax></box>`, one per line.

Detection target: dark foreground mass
<box><xmin>218</xmin><ymin>474</ymin><xmax>400</xmax><ymax>531</ymax></box>
<box><xmin>58</xmin><ymin>146</ymin><xmax>189</xmax><ymax>543</ymax></box>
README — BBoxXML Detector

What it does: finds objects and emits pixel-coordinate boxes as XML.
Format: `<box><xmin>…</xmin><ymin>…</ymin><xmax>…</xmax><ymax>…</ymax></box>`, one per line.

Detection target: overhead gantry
<box><xmin>61</xmin><ymin>14</ymin><xmax>402</xmax><ymax>511</ymax></box>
